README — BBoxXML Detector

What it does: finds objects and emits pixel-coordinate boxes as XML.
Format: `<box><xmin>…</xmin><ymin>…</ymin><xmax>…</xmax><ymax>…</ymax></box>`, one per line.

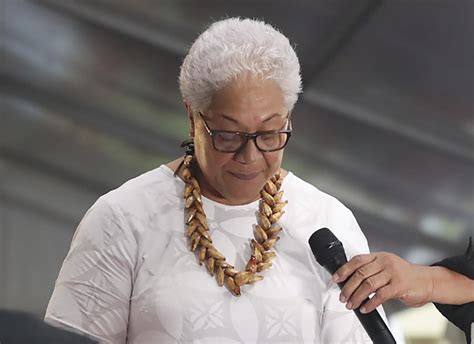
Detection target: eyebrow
<box><xmin>217</xmin><ymin>113</ymin><xmax>287</xmax><ymax>124</ymax></box>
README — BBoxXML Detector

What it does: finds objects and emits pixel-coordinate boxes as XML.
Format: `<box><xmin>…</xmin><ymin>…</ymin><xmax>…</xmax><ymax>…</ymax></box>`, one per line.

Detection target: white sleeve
<box><xmin>320</xmin><ymin>205</ymin><xmax>388</xmax><ymax>343</ymax></box>
<box><xmin>44</xmin><ymin>197</ymin><xmax>137</xmax><ymax>344</ymax></box>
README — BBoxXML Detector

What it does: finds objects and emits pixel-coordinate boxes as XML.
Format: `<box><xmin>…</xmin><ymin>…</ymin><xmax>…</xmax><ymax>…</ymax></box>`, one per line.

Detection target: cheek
<box><xmin>196</xmin><ymin>140</ymin><xmax>233</xmax><ymax>173</ymax></box>
<box><xmin>206</xmin><ymin>152</ymin><xmax>232</xmax><ymax>170</ymax></box>
<box><xmin>264</xmin><ymin>151</ymin><xmax>284</xmax><ymax>173</ymax></box>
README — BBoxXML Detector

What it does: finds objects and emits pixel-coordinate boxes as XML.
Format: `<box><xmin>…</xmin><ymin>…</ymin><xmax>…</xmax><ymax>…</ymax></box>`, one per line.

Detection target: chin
<box><xmin>221</xmin><ymin>172</ymin><xmax>269</xmax><ymax>203</ymax></box>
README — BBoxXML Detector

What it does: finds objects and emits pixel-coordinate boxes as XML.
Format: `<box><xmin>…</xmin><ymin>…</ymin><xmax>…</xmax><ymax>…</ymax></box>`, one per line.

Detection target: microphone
<box><xmin>308</xmin><ymin>228</ymin><xmax>396</xmax><ymax>344</ymax></box>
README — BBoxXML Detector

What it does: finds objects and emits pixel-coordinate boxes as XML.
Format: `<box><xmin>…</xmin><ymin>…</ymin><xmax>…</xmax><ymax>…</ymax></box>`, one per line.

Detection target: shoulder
<box><xmin>282</xmin><ymin>172</ymin><xmax>369</xmax><ymax>256</ymax></box>
<box><xmin>283</xmin><ymin>172</ymin><xmax>353</xmax><ymax>219</ymax></box>
<box><xmin>73</xmin><ymin>165</ymin><xmax>181</xmax><ymax>242</ymax></box>
<box><xmin>100</xmin><ymin>164</ymin><xmax>181</xmax><ymax>212</ymax></box>
<box><xmin>67</xmin><ymin>167</ymin><xmax>180</xmax><ymax>258</ymax></box>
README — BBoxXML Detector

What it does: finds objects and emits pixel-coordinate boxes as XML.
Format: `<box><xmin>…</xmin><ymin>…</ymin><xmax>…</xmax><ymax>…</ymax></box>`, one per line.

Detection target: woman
<box><xmin>45</xmin><ymin>18</ymin><xmax>379</xmax><ymax>343</ymax></box>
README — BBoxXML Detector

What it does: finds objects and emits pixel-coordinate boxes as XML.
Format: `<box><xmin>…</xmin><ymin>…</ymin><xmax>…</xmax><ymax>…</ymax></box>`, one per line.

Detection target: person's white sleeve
<box><xmin>44</xmin><ymin>197</ymin><xmax>137</xmax><ymax>344</ymax></box>
<box><xmin>320</xmin><ymin>206</ymin><xmax>388</xmax><ymax>343</ymax></box>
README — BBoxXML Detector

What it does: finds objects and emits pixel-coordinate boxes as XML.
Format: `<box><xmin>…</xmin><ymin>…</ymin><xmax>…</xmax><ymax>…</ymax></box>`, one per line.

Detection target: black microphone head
<box><xmin>308</xmin><ymin>227</ymin><xmax>347</xmax><ymax>273</ymax></box>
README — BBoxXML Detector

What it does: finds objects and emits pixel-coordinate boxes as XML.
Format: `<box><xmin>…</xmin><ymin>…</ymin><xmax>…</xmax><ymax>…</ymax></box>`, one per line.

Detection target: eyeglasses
<box><xmin>198</xmin><ymin>112</ymin><xmax>292</xmax><ymax>153</ymax></box>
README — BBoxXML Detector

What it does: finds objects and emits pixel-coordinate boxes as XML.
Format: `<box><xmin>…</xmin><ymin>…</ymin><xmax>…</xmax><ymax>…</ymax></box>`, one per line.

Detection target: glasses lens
<box><xmin>256</xmin><ymin>132</ymin><xmax>288</xmax><ymax>151</ymax></box>
<box><xmin>214</xmin><ymin>132</ymin><xmax>244</xmax><ymax>152</ymax></box>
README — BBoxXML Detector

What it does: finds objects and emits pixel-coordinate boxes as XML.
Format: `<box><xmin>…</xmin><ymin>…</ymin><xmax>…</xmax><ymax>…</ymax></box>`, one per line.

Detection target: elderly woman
<box><xmin>45</xmin><ymin>18</ymin><xmax>379</xmax><ymax>343</ymax></box>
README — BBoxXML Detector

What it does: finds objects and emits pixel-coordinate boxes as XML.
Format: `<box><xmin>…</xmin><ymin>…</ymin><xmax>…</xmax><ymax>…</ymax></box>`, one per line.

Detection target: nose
<box><xmin>234</xmin><ymin>138</ymin><xmax>262</xmax><ymax>164</ymax></box>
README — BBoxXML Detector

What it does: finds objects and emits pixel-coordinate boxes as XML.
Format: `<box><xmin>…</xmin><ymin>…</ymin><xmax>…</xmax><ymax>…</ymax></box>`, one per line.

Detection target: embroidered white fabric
<box><xmin>45</xmin><ymin>165</ymin><xmax>383</xmax><ymax>343</ymax></box>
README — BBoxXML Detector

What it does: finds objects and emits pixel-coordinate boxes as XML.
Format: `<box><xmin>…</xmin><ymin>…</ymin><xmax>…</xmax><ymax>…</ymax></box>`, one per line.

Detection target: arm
<box><xmin>431</xmin><ymin>238</ymin><xmax>474</xmax><ymax>343</ymax></box>
<box><xmin>44</xmin><ymin>197</ymin><xmax>136</xmax><ymax>344</ymax></box>
<box><xmin>429</xmin><ymin>265</ymin><xmax>474</xmax><ymax>304</ymax></box>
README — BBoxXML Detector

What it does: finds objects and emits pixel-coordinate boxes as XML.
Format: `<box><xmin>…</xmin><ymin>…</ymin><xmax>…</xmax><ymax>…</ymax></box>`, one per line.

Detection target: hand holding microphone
<box><xmin>309</xmin><ymin>228</ymin><xmax>474</xmax><ymax>344</ymax></box>
<box><xmin>309</xmin><ymin>227</ymin><xmax>397</xmax><ymax>344</ymax></box>
<box><xmin>332</xmin><ymin>251</ymin><xmax>435</xmax><ymax>313</ymax></box>
<box><xmin>332</xmin><ymin>246</ymin><xmax>474</xmax><ymax>313</ymax></box>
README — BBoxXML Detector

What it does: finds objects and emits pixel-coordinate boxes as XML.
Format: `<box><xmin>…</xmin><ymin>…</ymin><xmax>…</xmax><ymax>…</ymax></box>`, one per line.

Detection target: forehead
<box><xmin>207</xmin><ymin>75</ymin><xmax>288</xmax><ymax>124</ymax></box>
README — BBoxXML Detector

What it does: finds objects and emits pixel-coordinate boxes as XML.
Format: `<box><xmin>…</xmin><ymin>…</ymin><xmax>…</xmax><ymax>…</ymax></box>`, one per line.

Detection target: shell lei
<box><xmin>182</xmin><ymin>155</ymin><xmax>287</xmax><ymax>296</ymax></box>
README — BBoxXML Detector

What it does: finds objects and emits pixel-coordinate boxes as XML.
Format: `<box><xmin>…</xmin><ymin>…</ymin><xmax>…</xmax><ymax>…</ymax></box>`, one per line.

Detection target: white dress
<box><xmin>45</xmin><ymin>165</ymin><xmax>380</xmax><ymax>343</ymax></box>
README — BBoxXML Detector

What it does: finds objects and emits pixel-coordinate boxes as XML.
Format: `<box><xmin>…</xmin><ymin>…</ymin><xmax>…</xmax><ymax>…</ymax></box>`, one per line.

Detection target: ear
<box><xmin>185</xmin><ymin>102</ymin><xmax>195</xmax><ymax>138</ymax></box>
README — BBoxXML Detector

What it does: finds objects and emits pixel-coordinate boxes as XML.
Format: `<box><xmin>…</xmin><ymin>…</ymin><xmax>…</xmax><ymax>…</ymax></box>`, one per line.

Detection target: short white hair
<box><xmin>179</xmin><ymin>17</ymin><xmax>302</xmax><ymax>113</ymax></box>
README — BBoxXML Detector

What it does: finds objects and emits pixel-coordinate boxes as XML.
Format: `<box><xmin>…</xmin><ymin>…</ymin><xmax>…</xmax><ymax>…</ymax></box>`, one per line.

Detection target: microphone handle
<box><xmin>336</xmin><ymin>281</ymin><xmax>396</xmax><ymax>344</ymax></box>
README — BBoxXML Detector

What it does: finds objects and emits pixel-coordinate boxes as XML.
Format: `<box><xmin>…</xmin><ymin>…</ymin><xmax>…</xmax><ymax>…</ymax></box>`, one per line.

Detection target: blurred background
<box><xmin>1</xmin><ymin>0</ymin><xmax>473</xmax><ymax>343</ymax></box>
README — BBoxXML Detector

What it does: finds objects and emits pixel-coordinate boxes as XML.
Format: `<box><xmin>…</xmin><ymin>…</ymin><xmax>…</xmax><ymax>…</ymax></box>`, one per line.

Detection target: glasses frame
<box><xmin>197</xmin><ymin>112</ymin><xmax>292</xmax><ymax>153</ymax></box>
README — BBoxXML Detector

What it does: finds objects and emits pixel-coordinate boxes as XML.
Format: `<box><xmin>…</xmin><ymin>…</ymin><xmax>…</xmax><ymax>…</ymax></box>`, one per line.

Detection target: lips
<box><xmin>229</xmin><ymin>171</ymin><xmax>260</xmax><ymax>180</ymax></box>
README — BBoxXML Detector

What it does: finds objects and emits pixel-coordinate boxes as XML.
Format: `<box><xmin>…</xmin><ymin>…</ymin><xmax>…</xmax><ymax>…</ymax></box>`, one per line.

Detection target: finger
<box><xmin>346</xmin><ymin>271</ymin><xmax>390</xmax><ymax>310</ymax></box>
<box><xmin>359</xmin><ymin>285</ymin><xmax>393</xmax><ymax>314</ymax></box>
<box><xmin>333</xmin><ymin>254</ymin><xmax>376</xmax><ymax>283</ymax></box>
<box><xmin>339</xmin><ymin>260</ymin><xmax>384</xmax><ymax>304</ymax></box>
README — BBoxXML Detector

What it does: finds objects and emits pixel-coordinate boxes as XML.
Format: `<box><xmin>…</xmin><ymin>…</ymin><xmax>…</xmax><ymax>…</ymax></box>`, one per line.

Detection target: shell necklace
<box><xmin>181</xmin><ymin>154</ymin><xmax>287</xmax><ymax>296</ymax></box>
